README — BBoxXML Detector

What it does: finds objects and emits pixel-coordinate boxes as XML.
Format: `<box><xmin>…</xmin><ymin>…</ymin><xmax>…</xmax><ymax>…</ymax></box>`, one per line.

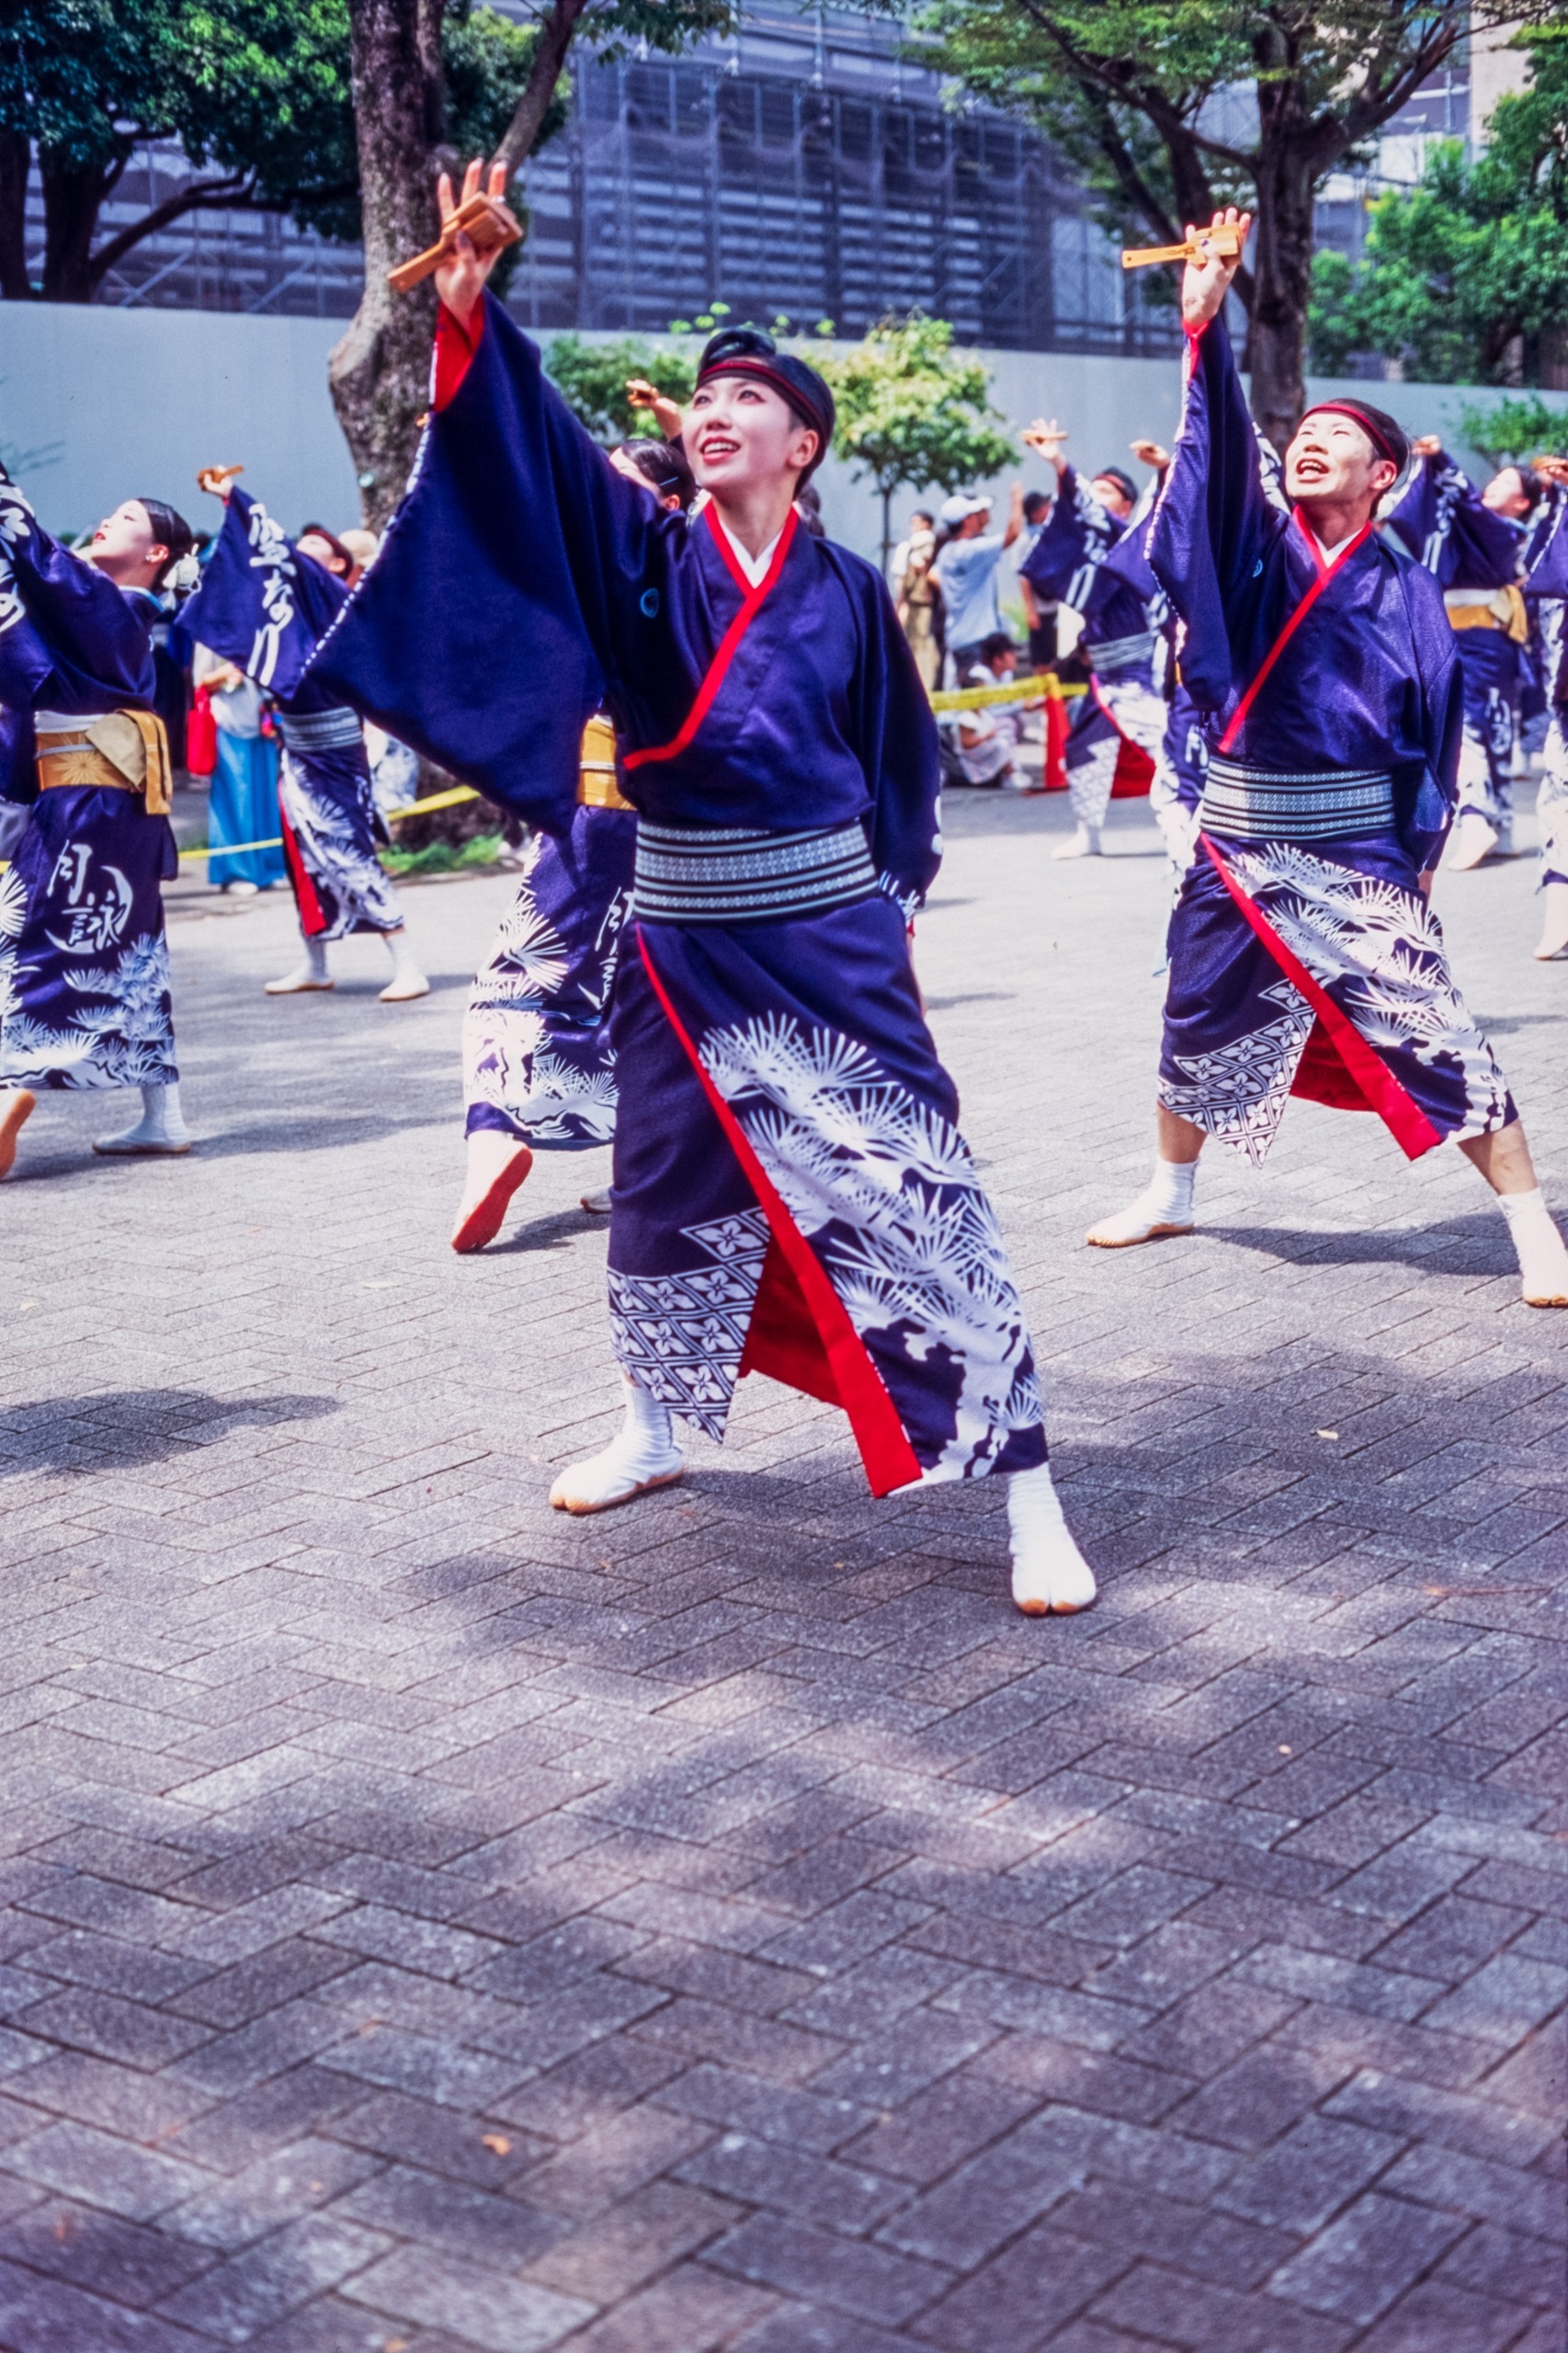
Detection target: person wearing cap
<box><xmin>1018</xmin><ymin>425</ymin><xmax>1169</xmax><ymax>858</ymax></box>
<box><xmin>1085</xmin><ymin>209</ymin><xmax>1568</xmax><ymax>1313</ymax></box>
<box><xmin>932</xmin><ymin>485</ymin><xmax>1025</xmax><ymax>680</ymax></box>
<box><xmin>312</xmin><ymin>155</ymin><xmax>1096</xmax><ymax>1616</ymax></box>
<box><xmin>1</xmin><ymin>483</ymin><xmax>200</xmax><ymax>1178</ymax></box>
<box><xmin>182</xmin><ymin>479</ymin><xmax>428</xmax><ymax>1003</ymax></box>
<box><xmin>449</xmin><ymin>437</ymin><xmax>697</xmax><ymax>1253</ymax></box>
<box><xmin>1383</xmin><ymin>436</ymin><xmax>1538</xmax><ymax>871</ymax></box>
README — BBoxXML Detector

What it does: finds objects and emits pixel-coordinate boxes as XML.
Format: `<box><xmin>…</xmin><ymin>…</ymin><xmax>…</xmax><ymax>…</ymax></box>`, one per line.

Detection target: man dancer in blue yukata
<box><xmin>1086</xmin><ymin>209</ymin><xmax>1568</xmax><ymax>1312</ymax></box>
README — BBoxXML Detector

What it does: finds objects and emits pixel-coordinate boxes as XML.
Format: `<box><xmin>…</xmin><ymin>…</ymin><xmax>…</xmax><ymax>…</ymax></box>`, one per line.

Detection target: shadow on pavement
<box><xmin>0</xmin><ymin>1388</ymin><xmax>337</xmax><ymax>1476</ymax></box>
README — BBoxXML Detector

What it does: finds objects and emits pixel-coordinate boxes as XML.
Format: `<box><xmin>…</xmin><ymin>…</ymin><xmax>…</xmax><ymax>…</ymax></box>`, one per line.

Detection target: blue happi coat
<box><xmin>1144</xmin><ymin>315</ymin><xmax>1511</xmax><ymax>1165</ymax></box>
<box><xmin>1019</xmin><ymin>467</ymin><xmax>1161</xmax><ymax>817</ymax></box>
<box><xmin>0</xmin><ymin>478</ymin><xmax>178</xmax><ymax>1092</ymax></box>
<box><xmin>312</xmin><ymin>292</ymin><xmax>1046</xmax><ymax>1493</ymax></box>
<box><xmin>1383</xmin><ymin>448</ymin><xmax>1527</xmax><ymax>826</ymax></box>
<box><xmin>180</xmin><ymin>491</ymin><xmax>398</xmax><ymax>938</ymax></box>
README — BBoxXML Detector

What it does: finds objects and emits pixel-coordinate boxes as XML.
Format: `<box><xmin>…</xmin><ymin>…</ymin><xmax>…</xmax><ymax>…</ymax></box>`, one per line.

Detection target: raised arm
<box><xmin>1385</xmin><ymin>439</ymin><xmax>1521</xmax><ymax>587</ymax></box>
<box><xmin>1146</xmin><ymin>208</ymin><xmax>1276</xmax><ymax>710</ymax></box>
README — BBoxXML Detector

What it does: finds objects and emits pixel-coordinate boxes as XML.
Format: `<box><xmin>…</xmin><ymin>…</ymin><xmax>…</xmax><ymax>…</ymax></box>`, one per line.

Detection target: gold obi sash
<box><xmin>578</xmin><ymin>714</ymin><xmax>632</xmax><ymax>811</ymax></box>
<box><xmin>37</xmin><ymin>710</ymin><xmax>174</xmax><ymax>814</ymax></box>
<box><xmin>1444</xmin><ymin>585</ymin><xmax>1529</xmax><ymax>644</ymax></box>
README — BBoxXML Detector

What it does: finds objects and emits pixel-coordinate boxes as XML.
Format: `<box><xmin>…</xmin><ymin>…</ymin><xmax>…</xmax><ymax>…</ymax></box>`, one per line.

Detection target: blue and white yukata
<box><xmin>1383</xmin><ymin>449</ymin><xmax>1528</xmax><ymax>849</ymax></box>
<box><xmin>1020</xmin><ymin>465</ymin><xmax>1162</xmax><ymax>835</ymax></box>
<box><xmin>0</xmin><ymin>479</ymin><xmax>178</xmax><ymax>1094</ymax></box>
<box><xmin>1524</xmin><ymin>483</ymin><xmax>1568</xmax><ymax>894</ymax></box>
<box><xmin>1146</xmin><ymin>315</ymin><xmax>1515</xmax><ymax>1166</ymax></box>
<box><xmin>312</xmin><ymin>292</ymin><xmax>1048</xmax><ymax>1495</ymax></box>
<box><xmin>462</xmin><ymin>723</ymin><xmax>634</xmax><ymax>1151</ymax></box>
<box><xmin>180</xmin><ymin>491</ymin><xmax>401</xmax><ymax>941</ymax></box>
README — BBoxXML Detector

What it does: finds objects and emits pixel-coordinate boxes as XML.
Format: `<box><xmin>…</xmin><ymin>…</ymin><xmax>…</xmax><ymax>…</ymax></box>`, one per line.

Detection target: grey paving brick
<box><xmin>4</xmin><ymin>814</ymin><xmax>1566</xmax><ymax>2348</ymax></box>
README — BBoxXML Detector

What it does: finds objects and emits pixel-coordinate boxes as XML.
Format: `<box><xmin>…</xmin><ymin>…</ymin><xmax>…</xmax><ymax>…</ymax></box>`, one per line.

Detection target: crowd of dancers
<box><xmin>5</xmin><ymin>189</ymin><xmax>1568</xmax><ymax>1620</ymax></box>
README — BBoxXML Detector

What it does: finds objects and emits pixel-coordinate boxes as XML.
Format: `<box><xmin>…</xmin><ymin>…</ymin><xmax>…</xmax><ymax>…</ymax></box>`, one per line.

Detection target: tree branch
<box><xmin>86</xmin><ymin>173</ymin><xmax>256</xmax><ymax>288</ymax></box>
<box><xmin>491</xmin><ymin>0</ymin><xmax>591</xmax><ymax>175</ymax></box>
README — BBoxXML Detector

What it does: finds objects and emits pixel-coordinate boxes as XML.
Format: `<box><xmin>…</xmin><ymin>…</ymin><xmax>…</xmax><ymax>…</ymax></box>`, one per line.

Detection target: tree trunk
<box><xmin>38</xmin><ymin>154</ymin><xmax>110</xmax><ymax>302</ymax></box>
<box><xmin>328</xmin><ymin>0</ymin><xmax>443</xmax><ymax>531</ymax></box>
<box><xmin>0</xmin><ymin>131</ymin><xmax>31</xmax><ymax>300</ymax></box>
<box><xmin>1244</xmin><ymin>128</ymin><xmax>1318</xmax><ymax>454</ymax></box>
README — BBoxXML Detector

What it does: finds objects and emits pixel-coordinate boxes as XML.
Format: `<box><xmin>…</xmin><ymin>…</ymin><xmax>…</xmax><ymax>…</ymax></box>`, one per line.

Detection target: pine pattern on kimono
<box><xmin>463</xmin><ymin>802</ymin><xmax>634</xmax><ymax>1147</ymax></box>
<box><xmin>1147</xmin><ymin>315</ymin><xmax>1513</xmax><ymax>1162</ymax></box>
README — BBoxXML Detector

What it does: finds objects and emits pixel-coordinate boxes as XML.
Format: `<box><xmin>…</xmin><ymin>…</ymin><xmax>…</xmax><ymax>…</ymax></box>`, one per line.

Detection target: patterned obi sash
<box><xmin>277</xmin><ymin>706</ymin><xmax>364</xmax><ymax>754</ymax></box>
<box><xmin>633</xmin><ymin>820</ymin><xmax>877</xmax><ymax>926</ymax></box>
<box><xmin>1199</xmin><ymin>756</ymin><xmax>1395</xmax><ymax>843</ymax></box>
<box><xmin>1083</xmin><ymin>629</ymin><xmax>1156</xmax><ymax>676</ymax></box>
<box><xmin>36</xmin><ymin>710</ymin><xmax>173</xmax><ymax>815</ymax></box>
<box><xmin>578</xmin><ymin>712</ymin><xmax>633</xmax><ymax>810</ymax></box>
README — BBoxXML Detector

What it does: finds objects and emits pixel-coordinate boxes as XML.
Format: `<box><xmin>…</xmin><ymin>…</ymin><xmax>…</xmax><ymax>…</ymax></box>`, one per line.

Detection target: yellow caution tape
<box><xmin>928</xmin><ymin>675</ymin><xmax>1085</xmax><ymax>713</ymax></box>
<box><xmin>175</xmin><ymin>779</ymin><xmax>483</xmax><ymax>861</ymax></box>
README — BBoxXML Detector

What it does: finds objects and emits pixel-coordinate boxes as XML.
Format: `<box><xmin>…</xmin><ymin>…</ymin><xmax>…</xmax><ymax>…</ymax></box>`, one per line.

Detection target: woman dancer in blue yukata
<box><xmin>1087</xmin><ymin>210</ymin><xmax>1568</xmax><ymax>1312</ymax></box>
<box><xmin>310</xmin><ymin>158</ymin><xmax>1095</xmax><ymax>1616</ymax></box>
<box><xmin>1</xmin><ymin>485</ymin><xmax>198</xmax><ymax>1176</ymax></box>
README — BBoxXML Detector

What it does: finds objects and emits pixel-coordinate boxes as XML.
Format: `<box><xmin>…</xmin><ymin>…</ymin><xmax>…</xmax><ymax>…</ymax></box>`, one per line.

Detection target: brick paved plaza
<box><xmin>1</xmin><ymin>789</ymin><xmax>1564</xmax><ymax>2352</ymax></box>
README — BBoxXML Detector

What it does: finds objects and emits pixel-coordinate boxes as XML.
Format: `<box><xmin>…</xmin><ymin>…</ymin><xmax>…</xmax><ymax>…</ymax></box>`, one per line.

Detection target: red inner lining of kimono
<box><xmin>634</xmin><ymin>929</ymin><xmax>924</xmax><ymax>1498</ymax></box>
<box><xmin>279</xmin><ymin>807</ymin><xmax>327</xmax><ymax>938</ymax></box>
<box><xmin>1199</xmin><ymin>835</ymin><xmax>1442</xmax><ymax>1161</ymax></box>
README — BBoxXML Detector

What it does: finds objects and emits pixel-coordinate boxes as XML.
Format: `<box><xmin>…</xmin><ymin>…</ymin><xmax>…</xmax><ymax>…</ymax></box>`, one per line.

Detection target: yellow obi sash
<box><xmin>37</xmin><ymin>710</ymin><xmax>174</xmax><ymax>814</ymax></box>
<box><xmin>578</xmin><ymin>714</ymin><xmax>632</xmax><ymax>810</ymax></box>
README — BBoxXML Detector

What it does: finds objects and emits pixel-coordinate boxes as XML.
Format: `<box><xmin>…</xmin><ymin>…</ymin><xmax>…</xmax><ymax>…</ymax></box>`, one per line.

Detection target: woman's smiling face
<box><xmin>687</xmin><ymin>373</ymin><xmax>819</xmax><ymax>495</ymax></box>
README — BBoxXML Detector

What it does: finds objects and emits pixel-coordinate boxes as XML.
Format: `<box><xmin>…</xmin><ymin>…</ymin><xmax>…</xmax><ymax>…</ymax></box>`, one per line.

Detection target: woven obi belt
<box><xmin>579</xmin><ymin>713</ymin><xmax>633</xmax><ymax>811</ymax></box>
<box><xmin>36</xmin><ymin>710</ymin><xmax>173</xmax><ymax>815</ymax></box>
<box><xmin>1199</xmin><ymin>756</ymin><xmax>1396</xmax><ymax>842</ymax></box>
<box><xmin>633</xmin><ymin>819</ymin><xmax>877</xmax><ymax>926</ymax></box>
<box><xmin>1444</xmin><ymin>585</ymin><xmax>1528</xmax><ymax>642</ymax></box>
<box><xmin>277</xmin><ymin>705</ymin><xmax>364</xmax><ymax>754</ymax></box>
<box><xmin>1082</xmin><ymin>629</ymin><xmax>1156</xmax><ymax>676</ymax></box>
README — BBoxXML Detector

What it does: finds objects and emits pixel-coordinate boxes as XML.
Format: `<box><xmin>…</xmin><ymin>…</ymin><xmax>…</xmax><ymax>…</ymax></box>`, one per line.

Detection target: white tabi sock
<box><xmin>549</xmin><ymin>1379</ymin><xmax>686</xmax><ymax>1515</ymax></box>
<box><xmin>1085</xmin><ymin>1155</ymin><xmax>1197</xmax><ymax>1248</ymax></box>
<box><xmin>1535</xmin><ymin>881</ymin><xmax>1568</xmax><ymax>961</ymax></box>
<box><xmin>1007</xmin><ymin>1462</ymin><xmax>1096</xmax><ymax>1615</ymax></box>
<box><xmin>580</xmin><ymin>1186</ymin><xmax>613</xmax><ymax>1214</ymax></box>
<box><xmin>1496</xmin><ymin>1188</ymin><xmax>1568</xmax><ymax>1307</ymax></box>
<box><xmin>93</xmin><ymin>1082</ymin><xmax>192</xmax><ymax>1157</ymax></box>
<box><xmin>380</xmin><ymin>926</ymin><xmax>430</xmax><ymax>1002</ymax></box>
<box><xmin>266</xmin><ymin>936</ymin><xmax>333</xmax><ymax>994</ymax></box>
<box><xmin>1052</xmin><ymin>823</ymin><xmax>1102</xmax><ymax>860</ymax></box>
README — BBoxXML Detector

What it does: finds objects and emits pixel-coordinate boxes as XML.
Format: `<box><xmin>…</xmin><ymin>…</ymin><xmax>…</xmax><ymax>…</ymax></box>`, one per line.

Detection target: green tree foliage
<box><xmin>1308</xmin><ymin>31</ymin><xmax>1568</xmax><ymax>386</ymax></box>
<box><xmin>816</xmin><ymin>314</ymin><xmax>1017</xmax><ymax>571</ymax></box>
<box><xmin>0</xmin><ymin>0</ymin><xmax>543</xmax><ymax>301</ymax></box>
<box><xmin>1454</xmin><ymin>392</ymin><xmax>1568</xmax><ymax>464</ymax></box>
<box><xmin>907</xmin><ymin>0</ymin><xmax>1549</xmax><ymax>446</ymax></box>
<box><xmin>544</xmin><ymin>335</ymin><xmax>699</xmax><ymax>443</ymax></box>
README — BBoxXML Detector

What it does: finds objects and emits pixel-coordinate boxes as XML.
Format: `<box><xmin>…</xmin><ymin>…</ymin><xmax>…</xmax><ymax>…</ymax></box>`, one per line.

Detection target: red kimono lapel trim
<box><xmin>1217</xmin><ymin>511</ymin><xmax>1375</xmax><ymax>757</ymax></box>
<box><xmin>622</xmin><ymin>506</ymin><xmax>799</xmax><ymax>774</ymax></box>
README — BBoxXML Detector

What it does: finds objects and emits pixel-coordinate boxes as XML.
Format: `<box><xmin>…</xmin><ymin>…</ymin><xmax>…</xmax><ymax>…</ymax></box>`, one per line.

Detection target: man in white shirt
<box><xmin>933</xmin><ymin>486</ymin><xmax>1025</xmax><ymax>678</ymax></box>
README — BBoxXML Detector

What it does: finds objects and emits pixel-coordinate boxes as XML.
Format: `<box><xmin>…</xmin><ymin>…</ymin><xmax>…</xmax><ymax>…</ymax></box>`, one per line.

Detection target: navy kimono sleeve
<box><xmin>1384</xmin><ymin>450</ymin><xmax>1521</xmax><ymax>590</ymax></box>
<box><xmin>824</xmin><ymin>545</ymin><xmax>941</xmax><ymax>914</ymax></box>
<box><xmin>0</xmin><ymin>475</ymin><xmax>156</xmax><ymax>720</ymax></box>
<box><xmin>1147</xmin><ymin>316</ymin><xmax>1280</xmax><ymax>712</ymax></box>
<box><xmin>309</xmin><ymin>291</ymin><xmax>662</xmax><ymax>837</ymax></box>
<box><xmin>180</xmin><ymin>489</ymin><xmax>348</xmax><ymax>697</ymax></box>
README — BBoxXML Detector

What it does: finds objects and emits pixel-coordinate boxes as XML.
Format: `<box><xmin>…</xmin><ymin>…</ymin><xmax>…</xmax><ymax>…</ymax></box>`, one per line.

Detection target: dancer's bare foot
<box><xmin>451</xmin><ymin>1131</ymin><xmax>532</xmax><ymax>1252</ymax></box>
<box><xmin>0</xmin><ymin>1090</ymin><xmax>35</xmax><ymax>1178</ymax></box>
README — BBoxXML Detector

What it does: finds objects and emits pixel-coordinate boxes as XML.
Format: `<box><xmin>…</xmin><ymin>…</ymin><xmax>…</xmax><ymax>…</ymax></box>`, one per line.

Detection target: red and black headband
<box><xmin>694</xmin><ymin>327</ymin><xmax>835</xmax><ymax>477</ymax></box>
<box><xmin>1297</xmin><ymin>400</ymin><xmax>1409</xmax><ymax>476</ymax></box>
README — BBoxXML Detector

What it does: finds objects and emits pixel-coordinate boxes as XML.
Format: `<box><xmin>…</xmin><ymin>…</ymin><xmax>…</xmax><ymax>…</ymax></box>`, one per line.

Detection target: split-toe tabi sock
<box><xmin>1085</xmin><ymin>1156</ymin><xmax>1196</xmax><ymax>1248</ymax></box>
<box><xmin>1497</xmin><ymin>1188</ymin><xmax>1568</xmax><ymax>1307</ymax></box>
<box><xmin>451</xmin><ymin>1132</ymin><xmax>533</xmax><ymax>1253</ymax></box>
<box><xmin>1535</xmin><ymin>881</ymin><xmax>1568</xmax><ymax>961</ymax></box>
<box><xmin>580</xmin><ymin>1186</ymin><xmax>612</xmax><ymax>1215</ymax></box>
<box><xmin>1007</xmin><ymin>1462</ymin><xmax>1096</xmax><ymax>1616</ymax></box>
<box><xmin>0</xmin><ymin>1089</ymin><xmax>34</xmax><ymax>1178</ymax></box>
<box><xmin>93</xmin><ymin>1083</ymin><xmax>192</xmax><ymax>1158</ymax></box>
<box><xmin>380</xmin><ymin>930</ymin><xmax>430</xmax><ymax>1002</ymax></box>
<box><xmin>1052</xmin><ymin>824</ymin><xmax>1102</xmax><ymax>861</ymax></box>
<box><xmin>266</xmin><ymin>938</ymin><xmax>333</xmax><ymax>995</ymax></box>
<box><xmin>550</xmin><ymin>1381</ymin><xmax>684</xmax><ymax>1515</ymax></box>
<box><xmin>1447</xmin><ymin>812</ymin><xmax>1498</xmax><ymax>871</ymax></box>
